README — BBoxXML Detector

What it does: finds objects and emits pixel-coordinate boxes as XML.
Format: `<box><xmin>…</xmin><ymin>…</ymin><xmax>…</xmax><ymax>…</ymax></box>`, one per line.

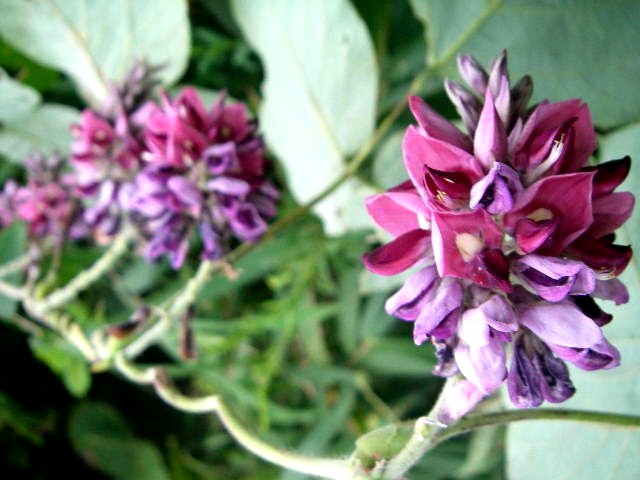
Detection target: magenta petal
<box><xmin>520</xmin><ymin>301</ymin><xmax>603</xmax><ymax>348</ymax></box>
<box><xmin>587</xmin><ymin>192</ymin><xmax>635</xmax><ymax>238</ymax></box>
<box><xmin>408</xmin><ymin>96</ymin><xmax>472</xmax><ymax>152</ymax></box>
<box><xmin>385</xmin><ymin>265</ymin><xmax>439</xmax><ymax>320</ymax></box>
<box><xmin>504</xmin><ymin>172</ymin><xmax>594</xmax><ymax>255</ymax></box>
<box><xmin>365</xmin><ymin>183</ymin><xmax>430</xmax><ymax>236</ymax></box>
<box><xmin>566</xmin><ymin>235</ymin><xmax>632</xmax><ymax>277</ymax></box>
<box><xmin>589</xmin><ymin>156</ymin><xmax>631</xmax><ymax>197</ymax></box>
<box><xmin>403</xmin><ymin>127</ymin><xmax>484</xmax><ymax>203</ymax></box>
<box><xmin>362</xmin><ymin>229</ymin><xmax>431</xmax><ymax>276</ymax></box>
<box><xmin>474</xmin><ymin>89</ymin><xmax>507</xmax><ymax>168</ymax></box>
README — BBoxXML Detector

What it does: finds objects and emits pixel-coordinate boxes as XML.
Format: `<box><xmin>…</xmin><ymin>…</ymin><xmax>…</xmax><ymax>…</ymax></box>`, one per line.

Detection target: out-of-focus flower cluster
<box><xmin>363</xmin><ymin>51</ymin><xmax>634</xmax><ymax>420</ymax></box>
<box><xmin>0</xmin><ymin>64</ymin><xmax>277</xmax><ymax>268</ymax></box>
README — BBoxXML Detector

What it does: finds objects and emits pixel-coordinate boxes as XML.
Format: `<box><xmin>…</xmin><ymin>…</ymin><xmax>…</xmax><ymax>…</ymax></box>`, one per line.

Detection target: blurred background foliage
<box><xmin>0</xmin><ymin>1</ymin><xmax>638</xmax><ymax>479</ymax></box>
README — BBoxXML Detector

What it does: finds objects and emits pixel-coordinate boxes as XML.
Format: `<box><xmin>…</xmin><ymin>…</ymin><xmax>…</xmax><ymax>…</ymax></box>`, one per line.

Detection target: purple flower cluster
<box><xmin>0</xmin><ymin>154</ymin><xmax>73</xmax><ymax>243</ymax></box>
<box><xmin>0</xmin><ymin>65</ymin><xmax>277</xmax><ymax>267</ymax></box>
<box><xmin>363</xmin><ymin>51</ymin><xmax>634</xmax><ymax>417</ymax></box>
<box><xmin>130</xmin><ymin>87</ymin><xmax>277</xmax><ymax>268</ymax></box>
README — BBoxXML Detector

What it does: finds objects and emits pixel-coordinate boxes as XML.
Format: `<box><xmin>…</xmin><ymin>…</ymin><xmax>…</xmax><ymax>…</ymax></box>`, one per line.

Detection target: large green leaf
<box><xmin>231</xmin><ymin>0</ymin><xmax>379</xmax><ymax>234</ymax></box>
<box><xmin>506</xmin><ymin>124</ymin><xmax>640</xmax><ymax>479</ymax></box>
<box><xmin>410</xmin><ymin>0</ymin><xmax>640</xmax><ymax>128</ymax></box>
<box><xmin>0</xmin><ymin>69</ymin><xmax>40</xmax><ymax>123</ymax></box>
<box><xmin>0</xmin><ymin>69</ymin><xmax>78</xmax><ymax>162</ymax></box>
<box><xmin>0</xmin><ymin>0</ymin><xmax>190</xmax><ymax>106</ymax></box>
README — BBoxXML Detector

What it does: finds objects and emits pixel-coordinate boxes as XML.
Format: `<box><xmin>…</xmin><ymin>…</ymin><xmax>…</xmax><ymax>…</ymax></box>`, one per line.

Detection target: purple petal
<box><xmin>167</xmin><ymin>176</ymin><xmax>202</xmax><ymax>208</ymax></box>
<box><xmin>508</xmin><ymin>337</ymin><xmax>544</xmax><ymax>408</ymax></box>
<box><xmin>519</xmin><ymin>301</ymin><xmax>603</xmax><ymax>348</ymax></box>
<box><xmin>229</xmin><ymin>203</ymin><xmax>267</xmax><ymax>241</ymax></box>
<box><xmin>207</xmin><ymin>177</ymin><xmax>250</xmax><ymax>197</ymax></box>
<box><xmin>531</xmin><ymin>342</ymin><xmax>575</xmax><ymax>403</ymax></box>
<box><xmin>444</xmin><ymin>80</ymin><xmax>482</xmax><ymax>134</ymax></box>
<box><xmin>413</xmin><ymin>278</ymin><xmax>463</xmax><ymax>345</ymax></box>
<box><xmin>385</xmin><ymin>265</ymin><xmax>439</xmax><ymax>320</ymax></box>
<box><xmin>514</xmin><ymin>254</ymin><xmax>595</xmax><ymax>302</ymax></box>
<box><xmin>592</xmin><ymin>278</ymin><xmax>629</xmax><ymax>305</ymax></box>
<box><xmin>549</xmin><ymin>338</ymin><xmax>620</xmax><ymax>371</ymax></box>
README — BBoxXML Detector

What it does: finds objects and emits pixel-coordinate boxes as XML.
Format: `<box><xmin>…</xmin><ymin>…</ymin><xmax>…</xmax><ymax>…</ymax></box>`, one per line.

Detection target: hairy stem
<box><xmin>114</xmin><ymin>355</ymin><xmax>351</xmax><ymax>479</ymax></box>
<box><xmin>26</xmin><ymin>225</ymin><xmax>134</xmax><ymax>318</ymax></box>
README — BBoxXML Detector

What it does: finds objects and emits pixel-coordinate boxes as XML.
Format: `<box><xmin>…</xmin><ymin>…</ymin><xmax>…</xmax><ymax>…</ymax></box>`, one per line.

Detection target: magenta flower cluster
<box><xmin>363</xmin><ymin>51</ymin><xmax>634</xmax><ymax>417</ymax></box>
<box><xmin>0</xmin><ymin>66</ymin><xmax>277</xmax><ymax>268</ymax></box>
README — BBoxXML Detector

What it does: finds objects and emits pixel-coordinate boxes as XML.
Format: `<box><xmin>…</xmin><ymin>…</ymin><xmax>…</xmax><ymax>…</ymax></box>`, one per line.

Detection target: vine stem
<box><xmin>0</xmin><ymin>252</ymin><xmax>32</xmax><ymax>278</ymax></box>
<box><xmin>113</xmin><ymin>355</ymin><xmax>351</xmax><ymax>480</ymax></box>
<box><xmin>376</xmin><ymin>375</ymin><xmax>640</xmax><ymax>480</ymax></box>
<box><xmin>25</xmin><ymin>225</ymin><xmax>135</xmax><ymax>318</ymax></box>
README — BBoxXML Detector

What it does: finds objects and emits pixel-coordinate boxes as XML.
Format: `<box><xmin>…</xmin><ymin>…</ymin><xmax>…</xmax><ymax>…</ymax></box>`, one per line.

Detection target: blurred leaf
<box><xmin>356</xmin><ymin>338</ymin><xmax>435</xmax><ymax>378</ymax></box>
<box><xmin>0</xmin><ymin>68</ymin><xmax>40</xmax><ymax>122</ymax></box>
<box><xmin>280</xmin><ymin>385</ymin><xmax>356</xmax><ymax>480</ymax></box>
<box><xmin>0</xmin><ymin>0</ymin><xmax>190</xmax><ymax>106</ymax></box>
<box><xmin>337</xmin><ymin>265</ymin><xmax>361</xmax><ymax>353</ymax></box>
<box><xmin>120</xmin><ymin>258</ymin><xmax>167</xmax><ymax>295</ymax></box>
<box><xmin>0</xmin><ymin>103</ymin><xmax>78</xmax><ymax>163</ymax></box>
<box><xmin>506</xmin><ymin>124</ymin><xmax>640</xmax><ymax>479</ymax></box>
<box><xmin>0</xmin><ymin>391</ymin><xmax>55</xmax><ymax>444</ymax></box>
<box><xmin>372</xmin><ymin>130</ymin><xmax>406</xmax><ymax>190</ymax></box>
<box><xmin>29</xmin><ymin>335</ymin><xmax>91</xmax><ymax>398</ymax></box>
<box><xmin>0</xmin><ymin>39</ymin><xmax>61</xmax><ymax>92</ymax></box>
<box><xmin>231</xmin><ymin>0</ymin><xmax>378</xmax><ymax>234</ymax></box>
<box><xmin>411</xmin><ymin>0</ymin><xmax>640</xmax><ymax>127</ymax></box>
<box><xmin>197</xmin><ymin>217</ymin><xmax>323</xmax><ymax>300</ymax></box>
<box><xmin>0</xmin><ymin>222</ymin><xmax>26</xmax><ymax>318</ymax></box>
<box><xmin>68</xmin><ymin>402</ymin><xmax>170</xmax><ymax>480</ymax></box>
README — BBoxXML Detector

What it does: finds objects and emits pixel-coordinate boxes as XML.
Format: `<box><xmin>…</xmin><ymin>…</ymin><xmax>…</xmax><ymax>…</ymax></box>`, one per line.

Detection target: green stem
<box><xmin>434</xmin><ymin>408</ymin><xmax>640</xmax><ymax>445</ymax></box>
<box><xmin>26</xmin><ymin>225</ymin><xmax>134</xmax><ymax>318</ymax></box>
<box><xmin>114</xmin><ymin>355</ymin><xmax>351</xmax><ymax>480</ymax></box>
<box><xmin>377</xmin><ymin>406</ymin><xmax>640</xmax><ymax>480</ymax></box>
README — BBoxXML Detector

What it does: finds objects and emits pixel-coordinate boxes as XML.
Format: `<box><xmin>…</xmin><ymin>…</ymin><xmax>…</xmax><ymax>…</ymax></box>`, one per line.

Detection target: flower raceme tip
<box><xmin>362</xmin><ymin>50</ymin><xmax>634</xmax><ymax>419</ymax></box>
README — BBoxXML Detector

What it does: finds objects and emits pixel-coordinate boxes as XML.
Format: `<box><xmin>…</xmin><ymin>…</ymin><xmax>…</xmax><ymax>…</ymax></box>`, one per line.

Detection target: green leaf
<box><xmin>506</xmin><ymin>124</ymin><xmax>640</xmax><ymax>480</ymax></box>
<box><xmin>231</xmin><ymin>0</ymin><xmax>379</xmax><ymax>234</ymax></box>
<box><xmin>0</xmin><ymin>103</ymin><xmax>78</xmax><ymax>163</ymax></box>
<box><xmin>0</xmin><ymin>222</ymin><xmax>26</xmax><ymax>318</ymax></box>
<box><xmin>29</xmin><ymin>335</ymin><xmax>91</xmax><ymax>398</ymax></box>
<box><xmin>410</xmin><ymin>0</ymin><xmax>640</xmax><ymax>128</ymax></box>
<box><xmin>357</xmin><ymin>337</ymin><xmax>435</xmax><ymax>377</ymax></box>
<box><xmin>0</xmin><ymin>0</ymin><xmax>190</xmax><ymax>106</ymax></box>
<box><xmin>0</xmin><ymin>68</ymin><xmax>40</xmax><ymax>122</ymax></box>
<box><xmin>372</xmin><ymin>130</ymin><xmax>406</xmax><ymax>190</ymax></box>
<box><xmin>68</xmin><ymin>402</ymin><xmax>170</xmax><ymax>480</ymax></box>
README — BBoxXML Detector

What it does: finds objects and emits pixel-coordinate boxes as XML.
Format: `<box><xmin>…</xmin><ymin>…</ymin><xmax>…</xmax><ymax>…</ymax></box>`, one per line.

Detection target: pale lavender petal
<box><xmin>514</xmin><ymin>255</ymin><xmax>594</xmax><ymax>302</ymax></box>
<box><xmin>167</xmin><ymin>176</ymin><xmax>202</xmax><ymax>207</ymax></box>
<box><xmin>457</xmin><ymin>54</ymin><xmax>488</xmax><ymax>94</ymax></box>
<box><xmin>520</xmin><ymin>301</ymin><xmax>603</xmax><ymax>348</ymax></box>
<box><xmin>437</xmin><ymin>379</ymin><xmax>485</xmax><ymax>425</ymax></box>
<box><xmin>207</xmin><ymin>177</ymin><xmax>250</xmax><ymax>197</ymax></box>
<box><xmin>455</xmin><ymin>338</ymin><xmax>506</xmax><ymax>394</ymax></box>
